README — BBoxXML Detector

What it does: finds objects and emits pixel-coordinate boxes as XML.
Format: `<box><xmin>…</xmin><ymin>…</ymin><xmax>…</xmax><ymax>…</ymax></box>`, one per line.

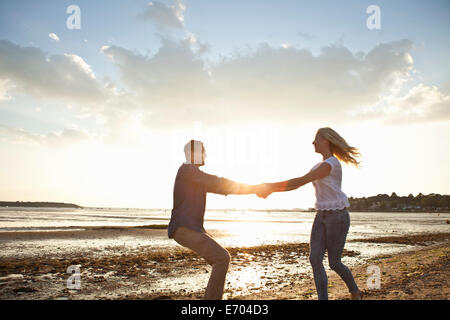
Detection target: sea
<box><xmin>0</xmin><ymin>206</ymin><xmax>448</xmax><ymax>256</ymax></box>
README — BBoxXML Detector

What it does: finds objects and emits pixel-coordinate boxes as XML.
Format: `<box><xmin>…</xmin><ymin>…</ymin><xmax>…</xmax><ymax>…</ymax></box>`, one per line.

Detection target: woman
<box><xmin>263</xmin><ymin>127</ymin><xmax>363</xmax><ymax>300</ymax></box>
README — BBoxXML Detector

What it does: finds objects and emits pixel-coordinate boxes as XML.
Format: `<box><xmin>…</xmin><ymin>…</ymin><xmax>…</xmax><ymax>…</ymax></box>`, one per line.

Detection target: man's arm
<box><xmin>220</xmin><ymin>179</ymin><xmax>262</xmax><ymax>195</ymax></box>
<box><xmin>187</xmin><ymin>167</ymin><xmax>260</xmax><ymax>195</ymax></box>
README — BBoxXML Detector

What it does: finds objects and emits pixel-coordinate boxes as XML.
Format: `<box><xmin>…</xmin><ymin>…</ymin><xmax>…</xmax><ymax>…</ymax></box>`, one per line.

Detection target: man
<box><xmin>168</xmin><ymin>139</ymin><xmax>270</xmax><ymax>300</ymax></box>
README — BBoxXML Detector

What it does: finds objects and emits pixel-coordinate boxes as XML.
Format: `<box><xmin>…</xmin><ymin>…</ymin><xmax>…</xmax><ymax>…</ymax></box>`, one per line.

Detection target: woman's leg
<box><xmin>309</xmin><ymin>213</ymin><xmax>328</xmax><ymax>300</ymax></box>
<box><xmin>325</xmin><ymin>210</ymin><xmax>359</xmax><ymax>295</ymax></box>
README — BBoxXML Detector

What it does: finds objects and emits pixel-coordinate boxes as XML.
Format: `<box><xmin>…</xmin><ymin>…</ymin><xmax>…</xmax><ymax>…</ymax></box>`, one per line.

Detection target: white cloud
<box><xmin>137</xmin><ymin>0</ymin><xmax>186</xmax><ymax>31</ymax></box>
<box><xmin>101</xmin><ymin>38</ymin><xmax>215</xmax><ymax>110</ymax></box>
<box><xmin>64</xmin><ymin>53</ymin><xmax>97</xmax><ymax>79</ymax></box>
<box><xmin>98</xmin><ymin>38</ymin><xmax>443</xmax><ymax>129</ymax></box>
<box><xmin>0</xmin><ymin>40</ymin><xmax>106</xmax><ymax>104</ymax></box>
<box><xmin>2</xmin><ymin>35</ymin><xmax>448</xmax><ymax>148</ymax></box>
<box><xmin>0</xmin><ymin>78</ymin><xmax>14</xmax><ymax>100</ymax></box>
<box><xmin>0</xmin><ymin>123</ymin><xmax>91</xmax><ymax>147</ymax></box>
<box><xmin>356</xmin><ymin>83</ymin><xmax>450</xmax><ymax>124</ymax></box>
<box><xmin>48</xmin><ymin>33</ymin><xmax>60</xmax><ymax>42</ymax></box>
<box><xmin>209</xmin><ymin>39</ymin><xmax>417</xmax><ymax>124</ymax></box>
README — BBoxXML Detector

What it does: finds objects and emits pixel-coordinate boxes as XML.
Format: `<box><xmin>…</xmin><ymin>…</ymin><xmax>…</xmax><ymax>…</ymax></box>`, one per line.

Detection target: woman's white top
<box><xmin>311</xmin><ymin>156</ymin><xmax>350</xmax><ymax>210</ymax></box>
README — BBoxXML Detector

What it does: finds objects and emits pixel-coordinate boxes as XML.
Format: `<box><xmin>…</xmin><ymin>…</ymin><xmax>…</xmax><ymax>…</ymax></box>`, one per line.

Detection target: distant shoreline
<box><xmin>0</xmin><ymin>202</ymin><xmax>449</xmax><ymax>213</ymax></box>
<box><xmin>0</xmin><ymin>201</ymin><xmax>82</xmax><ymax>209</ymax></box>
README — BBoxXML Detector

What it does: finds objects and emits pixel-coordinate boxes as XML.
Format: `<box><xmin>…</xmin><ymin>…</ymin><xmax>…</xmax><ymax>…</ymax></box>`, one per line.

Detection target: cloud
<box><xmin>355</xmin><ymin>83</ymin><xmax>450</xmax><ymax>124</ymax></box>
<box><xmin>2</xmin><ymin>35</ymin><xmax>448</xmax><ymax>148</ymax></box>
<box><xmin>137</xmin><ymin>0</ymin><xmax>186</xmax><ymax>31</ymax></box>
<box><xmin>48</xmin><ymin>33</ymin><xmax>60</xmax><ymax>42</ymax></box>
<box><xmin>97</xmin><ymin>35</ymin><xmax>450</xmax><ymax>128</ymax></box>
<box><xmin>208</xmin><ymin>39</ymin><xmax>417</xmax><ymax>124</ymax></box>
<box><xmin>0</xmin><ymin>123</ymin><xmax>90</xmax><ymax>147</ymax></box>
<box><xmin>0</xmin><ymin>78</ymin><xmax>14</xmax><ymax>100</ymax></box>
<box><xmin>101</xmin><ymin>38</ymin><xmax>215</xmax><ymax>108</ymax></box>
<box><xmin>297</xmin><ymin>31</ymin><xmax>316</xmax><ymax>41</ymax></box>
<box><xmin>97</xmin><ymin>38</ymin><xmax>437</xmax><ymax>129</ymax></box>
<box><xmin>0</xmin><ymin>40</ymin><xmax>106</xmax><ymax>104</ymax></box>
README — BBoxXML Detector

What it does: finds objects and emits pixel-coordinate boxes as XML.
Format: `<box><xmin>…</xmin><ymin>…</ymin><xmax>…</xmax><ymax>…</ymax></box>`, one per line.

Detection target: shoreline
<box><xmin>0</xmin><ymin>231</ymin><xmax>448</xmax><ymax>300</ymax></box>
<box><xmin>1</xmin><ymin>204</ymin><xmax>449</xmax><ymax>213</ymax></box>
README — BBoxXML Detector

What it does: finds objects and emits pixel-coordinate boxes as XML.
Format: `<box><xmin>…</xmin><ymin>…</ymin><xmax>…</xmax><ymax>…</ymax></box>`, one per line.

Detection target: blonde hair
<box><xmin>317</xmin><ymin>127</ymin><xmax>361</xmax><ymax>167</ymax></box>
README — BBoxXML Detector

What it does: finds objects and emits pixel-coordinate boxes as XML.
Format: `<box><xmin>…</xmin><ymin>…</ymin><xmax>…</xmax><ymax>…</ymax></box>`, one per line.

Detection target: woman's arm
<box><xmin>268</xmin><ymin>162</ymin><xmax>332</xmax><ymax>192</ymax></box>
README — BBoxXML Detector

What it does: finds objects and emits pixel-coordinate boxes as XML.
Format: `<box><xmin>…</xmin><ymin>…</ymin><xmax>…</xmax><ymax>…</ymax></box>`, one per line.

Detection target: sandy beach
<box><xmin>0</xmin><ymin>226</ymin><xmax>448</xmax><ymax>300</ymax></box>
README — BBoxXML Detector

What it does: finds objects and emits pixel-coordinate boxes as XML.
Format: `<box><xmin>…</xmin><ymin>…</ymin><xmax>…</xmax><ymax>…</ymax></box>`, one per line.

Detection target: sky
<box><xmin>0</xmin><ymin>0</ymin><xmax>449</xmax><ymax>209</ymax></box>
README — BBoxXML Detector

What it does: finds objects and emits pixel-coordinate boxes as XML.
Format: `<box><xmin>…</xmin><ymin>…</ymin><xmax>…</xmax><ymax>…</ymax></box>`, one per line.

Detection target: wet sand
<box><xmin>0</xmin><ymin>228</ymin><xmax>448</xmax><ymax>300</ymax></box>
<box><xmin>235</xmin><ymin>242</ymin><xmax>449</xmax><ymax>300</ymax></box>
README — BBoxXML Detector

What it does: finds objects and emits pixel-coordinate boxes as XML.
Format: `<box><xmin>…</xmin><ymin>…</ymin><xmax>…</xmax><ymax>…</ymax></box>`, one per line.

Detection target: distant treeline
<box><xmin>0</xmin><ymin>201</ymin><xmax>82</xmax><ymax>208</ymax></box>
<box><xmin>348</xmin><ymin>193</ymin><xmax>450</xmax><ymax>212</ymax></box>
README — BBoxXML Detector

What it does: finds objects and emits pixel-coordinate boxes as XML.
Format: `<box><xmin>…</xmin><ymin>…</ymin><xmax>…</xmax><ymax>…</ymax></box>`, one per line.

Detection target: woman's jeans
<box><xmin>309</xmin><ymin>208</ymin><xmax>359</xmax><ymax>300</ymax></box>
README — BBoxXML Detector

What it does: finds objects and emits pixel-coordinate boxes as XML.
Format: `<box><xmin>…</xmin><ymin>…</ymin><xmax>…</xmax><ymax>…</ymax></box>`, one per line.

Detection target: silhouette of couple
<box><xmin>168</xmin><ymin>127</ymin><xmax>363</xmax><ymax>300</ymax></box>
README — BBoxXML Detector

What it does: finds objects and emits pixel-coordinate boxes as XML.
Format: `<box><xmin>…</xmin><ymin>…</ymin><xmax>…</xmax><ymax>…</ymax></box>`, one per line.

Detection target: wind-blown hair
<box><xmin>317</xmin><ymin>127</ymin><xmax>361</xmax><ymax>167</ymax></box>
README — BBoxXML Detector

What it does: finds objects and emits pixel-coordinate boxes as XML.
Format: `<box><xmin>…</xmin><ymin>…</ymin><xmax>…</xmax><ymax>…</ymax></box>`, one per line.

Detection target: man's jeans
<box><xmin>173</xmin><ymin>226</ymin><xmax>231</xmax><ymax>300</ymax></box>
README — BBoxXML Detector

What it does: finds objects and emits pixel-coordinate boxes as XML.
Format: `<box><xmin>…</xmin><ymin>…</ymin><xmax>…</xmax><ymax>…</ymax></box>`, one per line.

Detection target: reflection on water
<box><xmin>0</xmin><ymin>207</ymin><xmax>170</xmax><ymax>230</ymax></box>
<box><xmin>1</xmin><ymin>207</ymin><xmax>447</xmax><ymax>231</ymax></box>
<box><xmin>209</xmin><ymin>219</ymin><xmax>313</xmax><ymax>246</ymax></box>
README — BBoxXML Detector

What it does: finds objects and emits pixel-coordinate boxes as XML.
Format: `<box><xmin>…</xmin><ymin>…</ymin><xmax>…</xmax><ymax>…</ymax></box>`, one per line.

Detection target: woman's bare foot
<box><xmin>350</xmin><ymin>290</ymin><xmax>363</xmax><ymax>300</ymax></box>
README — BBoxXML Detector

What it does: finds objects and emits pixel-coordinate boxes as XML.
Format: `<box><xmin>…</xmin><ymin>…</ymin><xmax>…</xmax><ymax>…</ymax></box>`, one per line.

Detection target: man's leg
<box><xmin>173</xmin><ymin>227</ymin><xmax>231</xmax><ymax>300</ymax></box>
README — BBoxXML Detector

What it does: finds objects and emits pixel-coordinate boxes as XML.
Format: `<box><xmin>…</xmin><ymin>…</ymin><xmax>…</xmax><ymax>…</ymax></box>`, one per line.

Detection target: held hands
<box><xmin>255</xmin><ymin>183</ymin><xmax>273</xmax><ymax>199</ymax></box>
